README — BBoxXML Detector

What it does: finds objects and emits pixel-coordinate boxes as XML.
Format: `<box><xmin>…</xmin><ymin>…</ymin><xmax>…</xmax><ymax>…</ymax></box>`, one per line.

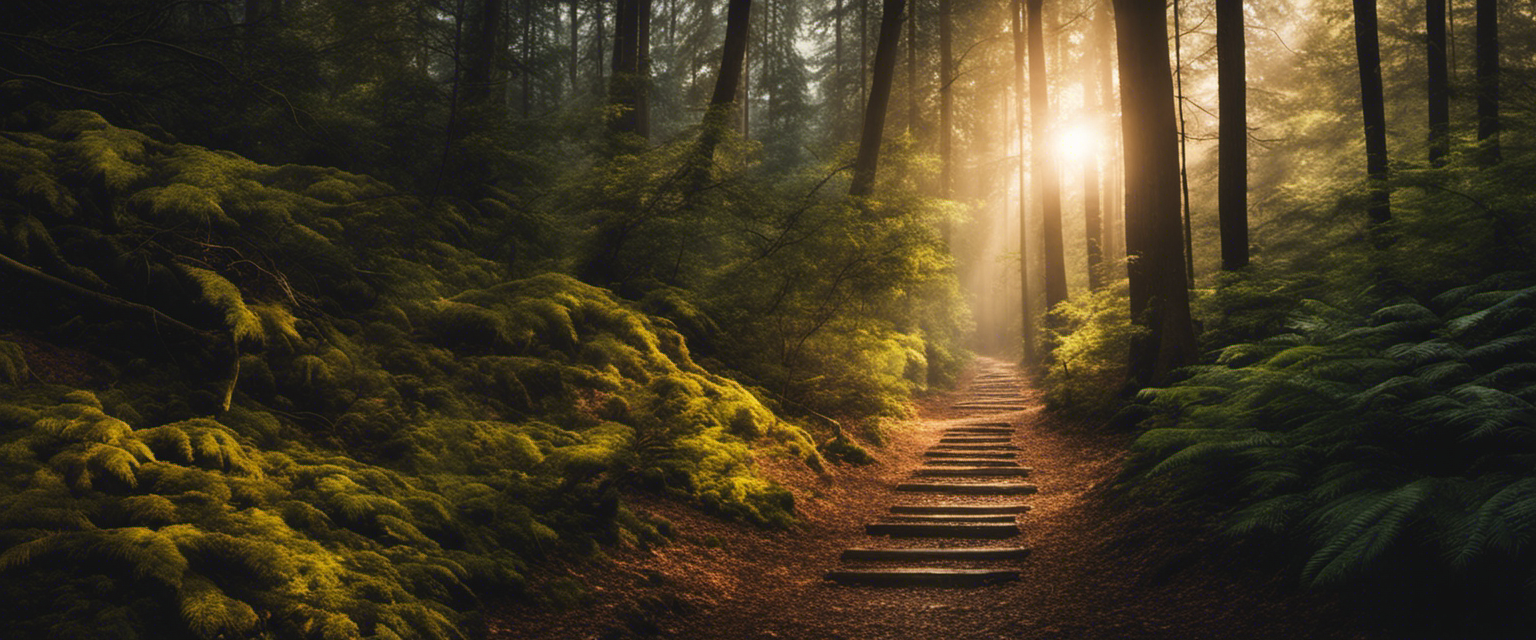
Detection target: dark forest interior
<box><xmin>1</xmin><ymin>0</ymin><xmax>1535</xmax><ymax>638</ymax></box>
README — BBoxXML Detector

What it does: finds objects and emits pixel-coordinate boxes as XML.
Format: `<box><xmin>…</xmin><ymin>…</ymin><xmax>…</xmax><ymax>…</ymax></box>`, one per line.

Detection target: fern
<box><xmin>1454</xmin><ymin>478</ymin><xmax>1536</xmax><ymax>569</ymax></box>
<box><xmin>1302</xmin><ymin>479</ymin><xmax>1438</xmax><ymax>586</ymax></box>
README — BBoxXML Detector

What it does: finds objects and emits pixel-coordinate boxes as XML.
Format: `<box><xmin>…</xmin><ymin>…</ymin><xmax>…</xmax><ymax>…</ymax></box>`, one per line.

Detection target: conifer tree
<box><xmin>849</xmin><ymin>0</ymin><xmax>906</xmax><ymax>196</ymax></box>
<box><xmin>1114</xmin><ymin>0</ymin><xmax>1197</xmax><ymax>384</ymax></box>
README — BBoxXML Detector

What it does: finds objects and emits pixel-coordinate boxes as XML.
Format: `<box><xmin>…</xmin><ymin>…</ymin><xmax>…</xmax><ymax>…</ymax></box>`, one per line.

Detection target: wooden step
<box><xmin>923</xmin><ymin>459</ymin><xmax>1021</xmax><ymax>467</ymax></box>
<box><xmin>890</xmin><ymin>504</ymin><xmax>1033</xmax><ymax>515</ymax></box>
<box><xmin>943</xmin><ymin>427</ymin><xmax>1013</xmax><ymax>435</ymax></box>
<box><xmin>963</xmin><ymin>422</ymin><xmax>1014</xmax><ymax>427</ymax></box>
<box><xmin>840</xmin><ymin>547</ymin><xmax>1032</xmax><ymax>562</ymax></box>
<box><xmin>825</xmin><ymin>568</ymin><xmax>1023</xmax><ymax>587</ymax></box>
<box><xmin>929</xmin><ymin>445</ymin><xmax>1021</xmax><ymax>452</ymax></box>
<box><xmin>884</xmin><ymin>514</ymin><xmax>1017</xmax><ymax>523</ymax></box>
<box><xmin>915</xmin><ymin>467</ymin><xmax>1032</xmax><ymax>477</ymax></box>
<box><xmin>896</xmin><ymin>482</ymin><xmax>1039</xmax><ymax>495</ymax></box>
<box><xmin>925</xmin><ymin>451</ymin><xmax>1018</xmax><ymax>459</ymax></box>
<box><xmin>939</xmin><ymin>436</ymin><xmax>1012</xmax><ymax>443</ymax></box>
<box><xmin>865</xmin><ymin>521</ymin><xmax>1021</xmax><ymax>537</ymax></box>
<box><xmin>951</xmin><ymin>404</ymin><xmax>1030</xmax><ymax>412</ymax></box>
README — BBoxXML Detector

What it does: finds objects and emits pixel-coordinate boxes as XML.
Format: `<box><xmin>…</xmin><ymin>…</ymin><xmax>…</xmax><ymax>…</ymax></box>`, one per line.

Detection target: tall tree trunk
<box><xmin>462</xmin><ymin>0</ymin><xmax>506</xmax><ymax>108</ymax></box>
<box><xmin>610</xmin><ymin>0</ymin><xmax>640</xmax><ymax>136</ymax></box>
<box><xmin>1475</xmin><ymin>0</ymin><xmax>1499</xmax><ymax>164</ymax></box>
<box><xmin>637</xmin><ymin>0</ymin><xmax>651</xmax><ymax>139</ymax></box>
<box><xmin>1427</xmin><ymin>0</ymin><xmax>1449</xmax><ymax>166</ymax></box>
<box><xmin>595</xmin><ymin>0</ymin><xmax>607</xmax><ymax>95</ymax></box>
<box><xmin>1027</xmin><ymin>0</ymin><xmax>1066</xmax><ymax>312</ymax></box>
<box><xmin>689</xmin><ymin>0</ymin><xmax>752</xmax><ymax>190</ymax></box>
<box><xmin>938</xmin><ymin>0</ymin><xmax>953</xmax><ymax>198</ymax></box>
<box><xmin>849</xmin><ymin>0</ymin><xmax>907</xmax><ymax>197</ymax></box>
<box><xmin>570</xmin><ymin>0</ymin><xmax>581</xmax><ymax>97</ymax></box>
<box><xmin>860</xmin><ymin>0</ymin><xmax>869</xmax><ymax>108</ymax></box>
<box><xmin>907</xmin><ymin>0</ymin><xmax>918</xmax><ymax>134</ymax></box>
<box><xmin>1013</xmin><ymin>0</ymin><xmax>1036</xmax><ymax>363</ymax></box>
<box><xmin>1218</xmin><ymin>0</ymin><xmax>1248</xmax><ymax>270</ymax></box>
<box><xmin>523</xmin><ymin>0</ymin><xmax>534</xmax><ymax>116</ymax></box>
<box><xmin>1353</xmin><ymin>0</ymin><xmax>1391</xmax><ymax>224</ymax></box>
<box><xmin>1114</xmin><ymin>0</ymin><xmax>1197</xmax><ymax>385</ymax></box>
<box><xmin>1084</xmin><ymin>56</ymin><xmax>1103</xmax><ymax>291</ymax></box>
<box><xmin>1096</xmin><ymin>0</ymin><xmax>1120</xmax><ymax>264</ymax></box>
<box><xmin>1173</xmin><ymin>0</ymin><xmax>1194</xmax><ymax>287</ymax></box>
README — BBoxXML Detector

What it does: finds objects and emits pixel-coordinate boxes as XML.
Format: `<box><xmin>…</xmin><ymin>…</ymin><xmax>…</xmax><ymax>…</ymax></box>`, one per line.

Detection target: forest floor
<box><xmin>488</xmin><ymin>358</ymin><xmax>1379</xmax><ymax>640</ymax></box>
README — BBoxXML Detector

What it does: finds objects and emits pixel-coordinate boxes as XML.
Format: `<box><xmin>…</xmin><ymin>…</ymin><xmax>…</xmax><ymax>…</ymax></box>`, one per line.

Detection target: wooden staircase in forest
<box><xmin>824</xmin><ymin>362</ymin><xmax>1036</xmax><ymax>587</ymax></box>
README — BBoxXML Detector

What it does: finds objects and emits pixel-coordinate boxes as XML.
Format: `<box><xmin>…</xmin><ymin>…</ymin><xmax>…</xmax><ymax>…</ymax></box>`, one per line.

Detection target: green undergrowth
<box><xmin>0</xmin><ymin>110</ymin><xmax>820</xmax><ymax>639</ymax></box>
<box><xmin>1128</xmin><ymin>269</ymin><xmax>1536</xmax><ymax>634</ymax></box>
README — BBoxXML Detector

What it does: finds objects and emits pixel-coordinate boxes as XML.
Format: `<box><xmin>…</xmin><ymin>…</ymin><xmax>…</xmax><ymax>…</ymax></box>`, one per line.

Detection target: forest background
<box><xmin>0</xmin><ymin>0</ymin><xmax>1535</xmax><ymax>638</ymax></box>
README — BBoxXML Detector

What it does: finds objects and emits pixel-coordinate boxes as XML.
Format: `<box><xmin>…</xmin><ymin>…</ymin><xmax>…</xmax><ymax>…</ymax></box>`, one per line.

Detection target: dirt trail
<box><xmin>491</xmin><ymin>358</ymin><xmax>1374</xmax><ymax>639</ymax></box>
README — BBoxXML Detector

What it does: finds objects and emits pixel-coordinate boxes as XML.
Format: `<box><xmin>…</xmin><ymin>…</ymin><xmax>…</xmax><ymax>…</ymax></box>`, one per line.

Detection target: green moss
<box><xmin>0</xmin><ymin>110</ymin><xmax>831</xmax><ymax>639</ymax></box>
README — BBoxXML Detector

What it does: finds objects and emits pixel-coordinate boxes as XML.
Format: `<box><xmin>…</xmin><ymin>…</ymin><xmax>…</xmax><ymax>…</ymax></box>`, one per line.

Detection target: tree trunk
<box><xmin>1114</xmin><ymin>0</ymin><xmax>1197</xmax><ymax>385</ymax></box>
<box><xmin>907</xmin><ymin>0</ymin><xmax>918</xmax><ymax>134</ymax></box>
<box><xmin>1013</xmin><ymin>0</ymin><xmax>1036</xmax><ymax>364</ymax></box>
<box><xmin>1475</xmin><ymin>0</ymin><xmax>1499</xmax><ymax>164</ymax></box>
<box><xmin>462</xmin><ymin>0</ymin><xmax>506</xmax><ymax>108</ymax></box>
<box><xmin>637</xmin><ymin>0</ymin><xmax>651</xmax><ymax>139</ymax></box>
<box><xmin>1084</xmin><ymin>55</ymin><xmax>1103</xmax><ymax>291</ymax></box>
<box><xmin>609</xmin><ymin>0</ymin><xmax>650</xmax><ymax>141</ymax></box>
<box><xmin>860</xmin><ymin>0</ymin><xmax>869</xmax><ymax>108</ymax></box>
<box><xmin>1028</xmin><ymin>0</ymin><xmax>1066</xmax><ymax>312</ymax></box>
<box><xmin>938</xmin><ymin>0</ymin><xmax>953</xmax><ymax>198</ymax></box>
<box><xmin>688</xmin><ymin>0</ymin><xmax>752</xmax><ymax>190</ymax></box>
<box><xmin>1352</xmin><ymin>0</ymin><xmax>1391</xmax><ymax>224</ymax></box>
<box><xmin>1427</xmin><ymin>0</ymin><xmax>1449</xmax><ymax>166</ymax></box>
<box><xmin>1096</xmin><ymin>0</ymin><xmax>1120</xmax><ymax>265</ymax></box>
<box><xmin>595</xmin><ymin>0</ymin><xmax>607</xmax><ymax>95</ymax></box>
<box><xmin>849</xmin><ymin>0</ymin><xmax>907</xmax><ymax>197</ymax></box>
<box><xmin>1218</xmin><ymin>0</ymin><xmax>1248</xmax><ymax>270</ymax></box>
<box><xmin>570</xmin><ymin>0</ymin><xmax>580</xmax><ymax>97</ymax></box>
<box><xmin>523</xmin><ymin>0</ymin><xmax>534</xmax><ymax>116</ymax></box>
<box><xmin>1173</xmin><ymin>0</ymin><xmax>1194</xmax><ymax>287</ymax></box>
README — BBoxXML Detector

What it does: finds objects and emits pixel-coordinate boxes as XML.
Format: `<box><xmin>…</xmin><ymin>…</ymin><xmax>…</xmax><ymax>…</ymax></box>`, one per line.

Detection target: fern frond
<box><xmin>1302</xmin><ymin>479</ymin><xmax>1438</xmax><ymax>586</ymax></box>
<box><xmin>1454</xmin><ymin>478</ymin><xmax>1536</xmax><ymax>569</ymax></box>
<box><xmin>1227</xmin><ymin>493</ymin><xmax>1311</xmax><ymax>537</ymax></box>
<box><xmin>1385</xmin><ymin>339</ymin><xmax>1465</xmax><ymax>367</ymax></box>
<box><xmin>178</xmin><ymin>574</ymin><xmax>259</xmax><ymax>640</ymax></box>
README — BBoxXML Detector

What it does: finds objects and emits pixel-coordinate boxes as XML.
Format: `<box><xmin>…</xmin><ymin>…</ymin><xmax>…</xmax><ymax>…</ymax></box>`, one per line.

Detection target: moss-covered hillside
<box><xmin>0</xmin><ymin>110</ymin><xmax>823</xmax><ymax>639</ymax></box>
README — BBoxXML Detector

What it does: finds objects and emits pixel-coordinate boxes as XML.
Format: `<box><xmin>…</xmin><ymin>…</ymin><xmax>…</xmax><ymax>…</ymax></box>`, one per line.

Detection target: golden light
<box><xmin>1056</xmin><ymin>122</ymin><xmax>1099</xmax><ymax>162</ymax></box>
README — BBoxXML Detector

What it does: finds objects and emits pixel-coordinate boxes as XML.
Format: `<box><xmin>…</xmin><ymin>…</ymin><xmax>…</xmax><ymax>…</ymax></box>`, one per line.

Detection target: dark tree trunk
<box><xmin>1218</xmin><ymin>0</ymin><xmax>1248</xmax><ymax>270</ymax></box>
<box><xmin>1028</xmin><ymin>0</ymin><xmax>1066</xmax><ymax>312</ymax></box>
<box><xmin>595</xmin><ymin>0</ymin><xmax>607</xmax><ymax>95</ymax></box>
<box><xmin>860</xmin><ymin>0</ymin><xmax>869</xmax><ymax>108</ymax></box>
<box><xmin>1427</xmin><ymin>0</ymin><xmax>1449</xmax><ymax>166</ymax></box>
<box><xmin>688</xmin><ymin>0</ymin><xmax>752</xmax><ymax>190</ymax></box>
<box><xmin>849</xmin><ymin>0</ymin><xmax>907</xmax><ymax>197</ymax></box>
<box><xmin>570</xmin><ymin>0</ymin><xmax>580</xmax><ymax>97</ymax></box>
<box><xmin>1013</xmin><ymin>0</ymin><xmax>1036</xmax><ymax>363</ymax></box>
<box><xmin>907</xmin><ymin>0</ymin><xmax>918</xmax><ymax>134</ymax></box>
<box><xmin>608</xmin><ymin>0</ymin><xmax>649</xmax><ymax>141</ymax></box>
<box><xmin>637</xmin><ymin>0</ymin><xmax>651</xmax><ymax>139</ymax></box>
<box><xmin>1084</xmin><ymin>59</ymin><xmax>1103</xmax><ymax>291</ymax></box>
<box><xmin>938</xmin><ymin>0</ymin><xmax>953</xmax><ymax>199</ymax></box>
<box><xmin>1096</xmin><ymin>0</ymin><xmax>1120</xmax><ymax>264</ymax></box>
<box><xmin>523</xmin><ymin>0</ymin><xmax>534</xmax><ymax>116</ymax></box>
<box><xmin>1114</xmin><ymin>0</ymin><xmax>1197</xmax><ymax>385</ymax></box>
<box><xmin>462</xmin><ymin>0</ymin><xmax>506</xmax><ymax>108</ymax></box>
<box><xmin>1173</xmin><ymin>0</ymin><xmax>1194</xmax><ymax>287</ymax></box>
<box><xmin>1353</xmin><ymin>0</ymin><xmax>1391</xmax><ymax>224</ymax></box>
<box><xmin>1475</xmin><ymin>0</ymin><xmax>1499</xmax><ymax>164</ymax></box>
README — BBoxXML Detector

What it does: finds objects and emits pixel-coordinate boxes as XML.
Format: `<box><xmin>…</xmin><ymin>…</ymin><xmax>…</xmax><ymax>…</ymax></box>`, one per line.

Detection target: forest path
<box><xmin>491</xmin><ymin>357</ymin><xmax>1371</xmax><ymax>639</ymax></box>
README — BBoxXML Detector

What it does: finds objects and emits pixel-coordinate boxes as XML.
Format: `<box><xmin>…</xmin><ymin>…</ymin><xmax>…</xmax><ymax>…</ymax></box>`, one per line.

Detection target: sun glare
<box><xmin>1056</xmin><ymin>122</ymin><xmax>1099</xmax><ymax>162</ymax></box>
